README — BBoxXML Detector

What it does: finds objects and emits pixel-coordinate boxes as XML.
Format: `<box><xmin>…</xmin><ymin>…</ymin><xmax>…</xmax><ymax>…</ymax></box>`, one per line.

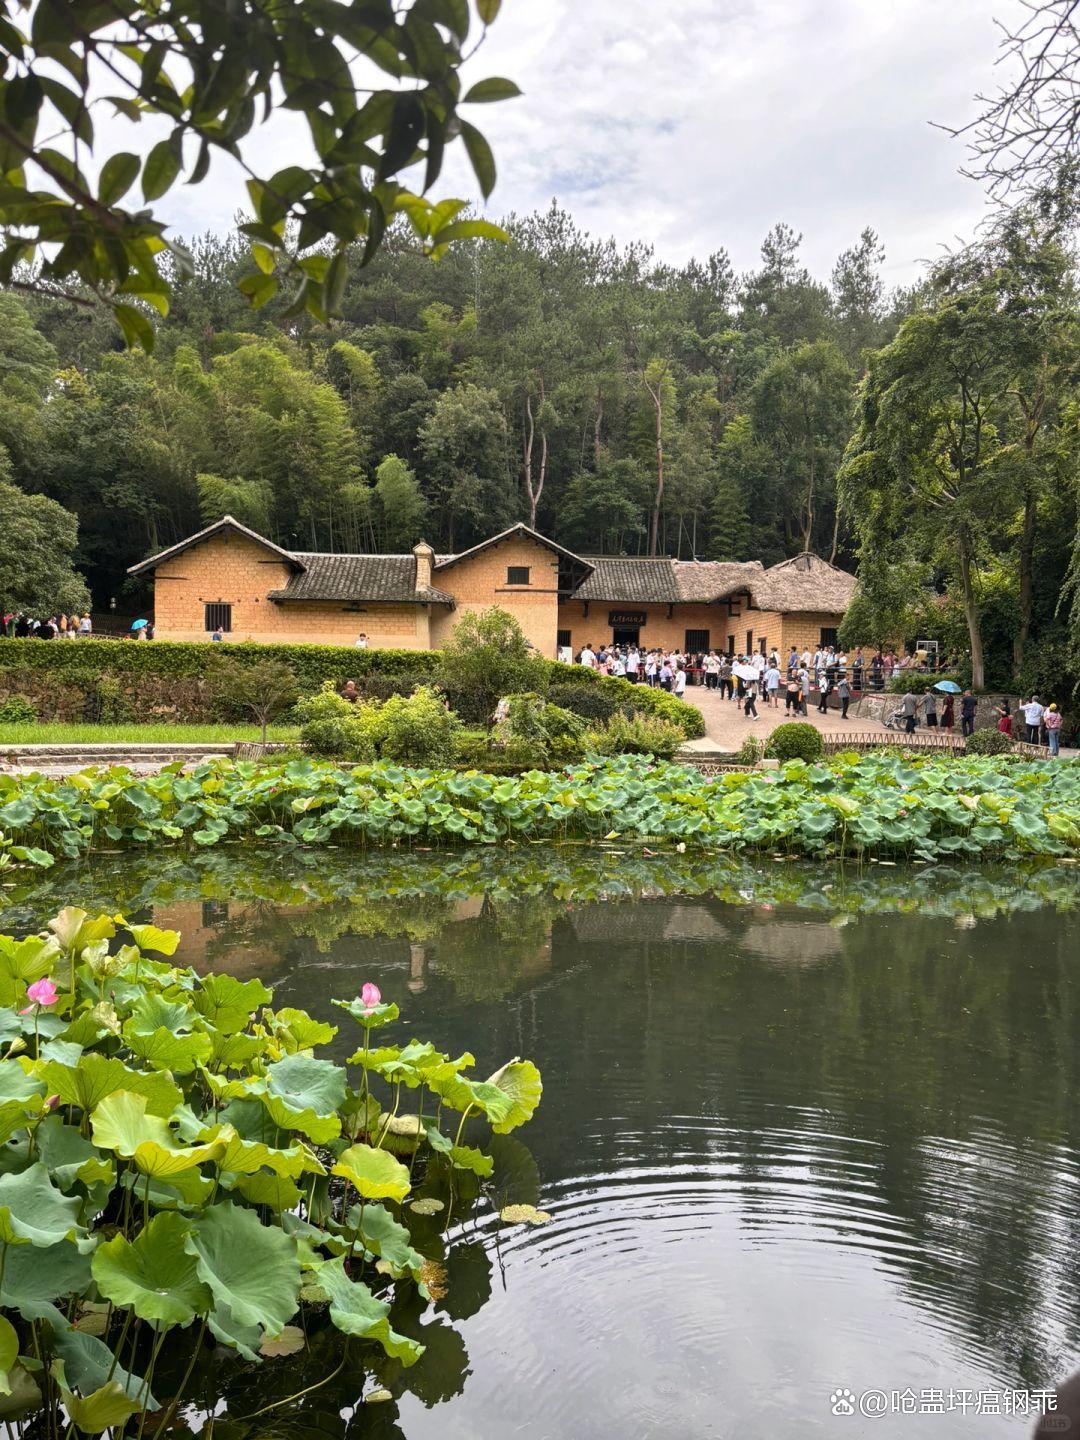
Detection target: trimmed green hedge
<box><xmin>0</xmin><ymin>639</ymin><xmax>706</xmax><ymax>739</ymax></box>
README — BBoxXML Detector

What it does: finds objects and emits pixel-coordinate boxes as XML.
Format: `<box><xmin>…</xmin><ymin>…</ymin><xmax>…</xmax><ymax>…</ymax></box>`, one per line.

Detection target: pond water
<box><xmin>4</xmin><ymin>850</ymin><xmax>1080</xmax><ymax>1438</ymax></box>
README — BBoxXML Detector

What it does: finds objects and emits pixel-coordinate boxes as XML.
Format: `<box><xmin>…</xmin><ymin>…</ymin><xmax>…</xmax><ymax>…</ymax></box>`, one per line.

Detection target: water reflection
<box><xmin>3</xmin><ymin>850</ymin><xmax>1080</xmax><ymax>1436</ymax></box>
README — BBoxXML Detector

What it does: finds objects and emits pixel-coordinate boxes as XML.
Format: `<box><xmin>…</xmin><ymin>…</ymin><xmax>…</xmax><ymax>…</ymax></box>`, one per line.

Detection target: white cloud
<box><xmin>152</xmin><ymin>0</ymin><xmax>1021</xmax><ymax>286</ymax></box>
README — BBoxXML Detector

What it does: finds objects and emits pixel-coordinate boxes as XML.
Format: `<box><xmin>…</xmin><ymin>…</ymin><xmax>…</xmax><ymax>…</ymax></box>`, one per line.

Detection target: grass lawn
<box><xmin>0</xmin><ymin>723</ymin><xmax>300</xmax><ymax>745</ymax></box>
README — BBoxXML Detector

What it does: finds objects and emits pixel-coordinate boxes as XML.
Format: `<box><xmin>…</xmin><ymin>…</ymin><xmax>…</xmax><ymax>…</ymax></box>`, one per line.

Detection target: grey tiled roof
<box><xmin>574</xmin><ymin>558</ymin><xmax>684</xmax><ymax>603</ymax></box>
<box><xmin>268</xmin><ymin>554</ymin><xmax>454</xmax><ymax>606</ymax></box>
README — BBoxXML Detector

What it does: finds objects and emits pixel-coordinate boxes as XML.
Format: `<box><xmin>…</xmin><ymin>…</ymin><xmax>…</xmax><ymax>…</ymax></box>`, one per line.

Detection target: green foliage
<box><xmin>0</xmin><ymin>483</ymin><xmax>90</xmax><ymax>617</ymax></box>
<box><xmin>299</xmin><ymin>683</ymin><xmax>460</xmax><ymax>766</ymax></box>
<box><xmin>0</xmin><ymin>906</ymin><xmax>542</xmax><ymax>1430</ymax></box>
<box><xmin>437</xmin><ymin>609</ymin><xmax>548</xmax><ymax>723</ymax></box>
<box><xmin>965</xmin><ymin>729</ymin><xmax>1017</xmax><ymax>756</ymax></box>
<box><xmin>885</xmin><ymin>673</ymin><xmax>963</xmax><ymax>694</ymax></box>
<box><xmin>733</xmin><ymin>734</ymin><xmax>765</xmax><ymax>766</ymax></box>
<box><xmin>764</xmin><ymin>723</ymin><xmax>826</xmax><ymax>763</ymax></box>
<box><xmin>0</xmin><ymin>697</ymin><xmax>35</xmax><ymax>725</ymax></box>
<box><xmin>0</xmin><ymin>1</ymin><xmax>517</xmax><ymax>338</ymax></box>
<box><xmin>585</xmin><ymin>711</ymin><xmax>684</xmax><ymax>759</ymax></box>
<box><xmin>209</xmin><ymin>657</ymin><xmax>299</xmax><ymax>744</ymax></box>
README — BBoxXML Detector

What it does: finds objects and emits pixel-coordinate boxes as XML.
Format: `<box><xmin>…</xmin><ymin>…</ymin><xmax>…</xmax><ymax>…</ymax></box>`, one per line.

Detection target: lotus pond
<box><xmin>1</xmin><ymin>847</ymin><xmax>1078</xmax><ymax>1437</ymax></box>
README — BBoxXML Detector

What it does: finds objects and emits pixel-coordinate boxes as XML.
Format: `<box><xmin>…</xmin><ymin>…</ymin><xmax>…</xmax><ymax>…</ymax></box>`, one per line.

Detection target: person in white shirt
<box><xmin>673</xmin><ymin>664</ymin><xmax>687</xmax><ymax>697</ymax></box>
<box><xmin>355</xmin><ymin>632</ymin><xmax>368</xmax><ymax>648</ymax></box>
<box><xmin>1022</xmin><ymin>695</ymin><xmax>1045</xmax><ymax>744</ymax></box>
<box><xmin>626</xmin><ymin>648</ymin><xmax>640</xmax><ymax>680</ymax></box>
<box><xmin>579</xmin><ymin>645</ymin><xmax>596</xmax><ymax>669</ymax></box>
<box><xmin>801</xmin><ymin>648</ymin><xmax>811</xmax><ymax>670</ymax></box>
<box><xmin>764</xmin><ymin>662</ymin><xmax>781</xmax><ymax>707</ymax></box>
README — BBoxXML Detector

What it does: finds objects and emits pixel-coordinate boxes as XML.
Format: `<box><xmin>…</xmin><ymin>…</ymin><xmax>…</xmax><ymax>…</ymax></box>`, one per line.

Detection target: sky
<box><xmin>150</xmin><ymin>0</ymin><xmax>1018</xmax><ymax>288</ymax></box>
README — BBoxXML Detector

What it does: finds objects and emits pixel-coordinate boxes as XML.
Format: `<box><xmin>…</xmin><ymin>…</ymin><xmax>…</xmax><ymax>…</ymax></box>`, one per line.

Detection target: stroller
<box><xmin>883</xmin><ymin>705</ymin><xmax>912</xmax><ymax>732</ymax></box>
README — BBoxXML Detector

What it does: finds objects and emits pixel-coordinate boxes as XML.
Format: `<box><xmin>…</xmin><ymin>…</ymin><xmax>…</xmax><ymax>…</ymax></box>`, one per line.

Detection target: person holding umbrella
<box><xmin>130</xmin><ymin>618</ymin><xmax>149</xmax><ymax>639</ymax></box>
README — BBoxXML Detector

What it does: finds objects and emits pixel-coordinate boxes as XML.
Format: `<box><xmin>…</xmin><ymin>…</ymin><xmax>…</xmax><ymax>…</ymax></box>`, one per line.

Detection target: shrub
<box><xmin>585</xmin><ymin>711</ymin><xmax>684</xmax><ymax>759</ymax></box>
<box><xmin>547</xmin><ymin>681</ymin><xmax>619</xmax><ymax>724</ymax></box>
<box><xmin>92</xmin><ymin>674</ymin><xmax>135</xmax><ymax>723</ymax></box>
<box><xmin>297</xmin><ymin>685</ymin><xmax>377</xmax><ymax>761</ymax></box>
<box><xmin>376</xmin><ymin>686</ymin><xmax>462</xmax><ymax>766</ymax></box>
<box><xmin>0</xmin><ymin>694</ymin><xmax>37</xmax><ymax>724</ymax></box>
<box><xmin>437</xmin><ymin>608</ymin><xmax>547</xmax><ymax>723</ymax></box>
<box><xmin>886</xmin><ymin>672</ymin><xmax>962</xmax><ymax>694</ymax></box>
<box><xmin>734</xmin><ymin>734</ymin><xmax>764</xmax><ymax>766</ymax></box>
<box><xmin>601</xmin><ymin>677</ymin><xmax>706</xmax><ymax>739</ymax></box>
<box><xmin>764</xmin><ymin>722</ymin><xmax>825</xmax><ymax>763</ymax></box>
<box><xmin>208</xmin><ymin>656</ymin><xmax>299</xmax><ymax>742</ymax></box>
<box><xmin>965</xmin><ymin>728</ymin><xmax>1016</xmax><ymax>756</ymax></box>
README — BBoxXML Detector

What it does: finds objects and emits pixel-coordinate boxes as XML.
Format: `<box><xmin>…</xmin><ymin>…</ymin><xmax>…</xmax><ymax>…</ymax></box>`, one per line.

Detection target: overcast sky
<box><xmin>156</xmin><ymin>0</ymin><xmax>1017</xmax><ymax>288</ymax></box>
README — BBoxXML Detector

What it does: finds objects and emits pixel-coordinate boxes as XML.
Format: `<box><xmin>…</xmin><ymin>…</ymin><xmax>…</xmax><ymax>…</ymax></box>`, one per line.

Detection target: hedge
<box><xmin>0</xmin><ymin>639</ymin><xmax>705</xmax><ymax>738</ymax></box>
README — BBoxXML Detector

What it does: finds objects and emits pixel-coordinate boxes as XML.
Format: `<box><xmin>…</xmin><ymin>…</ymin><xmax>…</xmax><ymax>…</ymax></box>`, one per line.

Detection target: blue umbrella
<box><xmin>933</xmin><ymin>679</ymin><xmax>961</xmax><ymax>693</ymax></box>
<box><xmin>130</xmin><ymin>618</ymin><xmax>149</xmax><ymax>630</ymax></box>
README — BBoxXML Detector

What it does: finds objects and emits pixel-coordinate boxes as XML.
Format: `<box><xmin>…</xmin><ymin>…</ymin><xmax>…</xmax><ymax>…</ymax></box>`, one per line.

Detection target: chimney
<box><xmin>413</xmin><ymin>540</ymin><xmax>434</xmax><ymax>592</ymax></box>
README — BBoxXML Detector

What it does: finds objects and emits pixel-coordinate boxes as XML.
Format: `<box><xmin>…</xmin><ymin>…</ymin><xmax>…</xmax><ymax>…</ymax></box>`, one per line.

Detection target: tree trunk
<box><xmin>957</xmin><ymin>530</ymin><xmax>985</xmax><ymax>691</ymax></box>
<box><xmin>594</xmin><ymin>389</ymin><xmax>604</xmax><ymax>466</ymax></box>
<box><xmin>643</xmin><ymin>373</ymin><xmax>664</xmax><ymax>556</ymax></box>
<box><xmin>828</xmin><ymin>504</ymin><xmax>840</xmax><ymax>565</ymax></box>
<box><xmin>523</xmin><ymin>393</ymin><xmax>535</xmax><ymax>524</ymax></box>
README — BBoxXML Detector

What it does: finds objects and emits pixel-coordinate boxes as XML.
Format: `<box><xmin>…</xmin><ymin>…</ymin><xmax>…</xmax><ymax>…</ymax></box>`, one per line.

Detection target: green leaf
<box><xmin>51</xmin><ymin>1330</ymin><xmax>157</xmax><ymax>1412</ymax></box>
<box><xmin>462</xmin><ymin>77</ymin><xmax>520</xmax><ymax>103</ymax></box>
<box><xmin>332</xmin><ymin>1143</ymin><xmax>411</xmax><ymax>1203</ymax></box>
<box><xmin>91</xmin><ymin>1090</ymin><xmax>226</xmax><ymax>1178</ymax></box>
<box><xmin>142</xmin><ymin>136</ymin><xmax>182</xmax><ymax>200</ymax></box>
<box><xmin>35</xmin><ymin>1117</ymin><xmax>114</xmax><ymax>1190</ymax></box>
<box><xmin>232</xmin><ymin>1171</ymin><xmax>302</xmax><ymax>1211</ymax></box>
<box><xmin>35</xmin><ymin>1053</ymin><xmax>182</xmax><ymax>1118</ymax></box>
<box><xmin>184</xmin><ymin>1201</ymin><xmax>300</xmax><ymax>1355</ymax></box>
<box><xmin>332</xmin><ymin>996</ymin><xmax>400</xmax><ymax>1030</ymax></box>
<box><xmin>122</xmin><ymin>1024</ymin><xmax>211</xmax><ymax>1075</ymax></box>
<box><xmin>125</xmin><ymin>923</ymin><xmax>179</xmax><ymax>956</ymax></box>
<box><xmin>211</xmin><ymin>1127</ymin><xmax>324</xmax><ymax>1179</ymax></box>
<box><xmin>0</xmin><ymin>1241</ymin><xmax>92</xmax><ymax>1320</ymax></box>
<box><xmin>449</xmin><ymin>1143</ymin><xmax>493</xmax><ymax>1176</ymax></box>
<box><xmin>112</xmin><ymin>303</ymin><xmax>155</xmax><ymax>353</ymax></box>
<box><xmin>194</xmin><ymin>974</ymin><xmax>273</xmax><ymax>1034</ymax></box>
<box><xmin>97</xmin><ymin>153</ymin><xmax>140</xmax><ymax>206</ymax></box>
<box><xmin>307</xmin><ymin>1257</ymin><xmax>424</xmax><ymax>1365</ymax></box>
<box><xmin>459</xmin><ymin>119</ymin><xmax>496</xmax><ymax>197</ymax></box>
<box><xmin>476</xmin><ymin>0</ymin><xmax>502</xmax><ymax>21</ymax></box>
<box><xmin>0</xmin><ymin>1316</ymin><xmax>18</xmax><ymax>1396</ymax></box>
<box><xmin>499</xmin><ymin>1203</ymin><xmax>552</xmax><ymax>1225</ymax></box>
<box><xmin>0</xmin><ymin>1162</ymin><xmax>84</xmax><ymax>1246</ymax></box>
<box><xmin>58</xmin><ymin>1381</ymin><xmax>141</xmax><ymax>1434</ymax></box>
<box><xmin>486</xmin><ymin>1058</ymin><xmax>542</xmax><ymax>1134</ymax></box>
<box><xmin>92</xmin><ymin>1212</ymin><xmax>210</xmax><ymax>1327</ymax></box>
<box><xmin>262</xmin><ymin>1054</ymin><xmax>346</xmax><ymax>1143</ymax></box>
<box><xmin>348</xmin><ymin>1202</ymin><xmax>424</xmax><ymax>1279</ymax></box>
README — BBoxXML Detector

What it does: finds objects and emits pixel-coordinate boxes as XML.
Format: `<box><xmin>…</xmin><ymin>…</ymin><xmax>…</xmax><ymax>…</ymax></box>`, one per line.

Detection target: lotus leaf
<box><xmin>50</xmin><ymin>1329</ymin><xmax>157</xmax><ymax>1411</ymax></box>
<box><xmin>0</xmin><ymin>1241</ymin><xmax>92</xmax><ymax>1319</ymax></box>
<box><xmin>0</xmin><ymin>1315</ymin><xmax>17</xmax><ymax>1395</ymax></box>
<box><xmin>261</xmin><ymin>1055</ymin><xmax>346</xmax><ymax>1143</ymax></box>
<box><xmin>449</xmin><ymin>1144</ymin><xmax>494</xmax><ymax>1177</ymax></box>
<box><xmin>125</xmin><ymin>923</ymin><xmax>179</xmax><ymax>956</ymax></box>
<box><xmin>333</xmin><ymin>1143</ymin><xmax>412</xmax><ymax>1202</ymax></box>
<box><xmin>122</xmin><ymin>1024</ymin><xmax>212</xmax><ymax>1074</ymax></box>
<box><xmin>194</xmin><ymin>974</ymin><xmax>274</xmax><ymax>1035</ymax></box>
<box><xmin>486</xmin><ymin>1059</ymin><xmax>543</xmax><ymax>1134</ymax></box>
<box><xmin>332</xmin><ymin>997</ymin><xmax>400</xmax><ymax>1029</ymax></box>
<box><xmin>57</xmin><ymin>1380</ymin><xmax>141</xmax><ymax>1434</ymax></box>
<box><xmin>35</xmin><ymin>1053</ymin><xmax>182</xmax><ymax>1118</ymax></box>
<box><xmin>0</xmin><ymin>1163</ymin><xmax>85</xmax><ymax>1246</ymax></box>
<box><xmin>92</xmin><ymin>1212</ymin><xmax>211</xmax><ymax>1325</ymax></box>
<box><xmin>499</xmin><ymin>1204</ymin><xmax>552</xmax><ymax>1225</ymax></box>
<box><xmin>91</xmin><ymin>1090</ymin><xmax>227</xmax><ymax>1178</ymax></box>
<box><xmin>233</xmin><ymin>1171</ymin><xmax>304</xmax><ymax>1211</ymax></box>
<box><xmin>307</xmin><ymin>1257</ymin><xmax>424</xmax><ymax>1365</ymax></box>
<box><xmin>184</xmin><ymin>1201</ymin><xmax>300</xmax><ymax>1350</ymax></box>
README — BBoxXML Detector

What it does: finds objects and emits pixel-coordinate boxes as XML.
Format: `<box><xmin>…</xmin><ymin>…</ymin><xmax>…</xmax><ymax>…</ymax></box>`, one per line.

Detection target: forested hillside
<box><xmin>0</xmin><ymin>206</ymin><xmax>906</xmax><ymax>608</ymax></box>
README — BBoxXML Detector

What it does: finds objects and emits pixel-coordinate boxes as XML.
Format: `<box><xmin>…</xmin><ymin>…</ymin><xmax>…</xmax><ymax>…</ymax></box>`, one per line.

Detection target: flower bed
<box><xmin>0</xmin><ymin>752</ymin><xmax>1078</xmax><ymax>866</ymax></box>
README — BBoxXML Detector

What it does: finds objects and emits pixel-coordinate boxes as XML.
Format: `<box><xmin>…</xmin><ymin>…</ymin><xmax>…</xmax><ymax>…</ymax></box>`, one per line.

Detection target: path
<box><xmin>682</xmin><ymin>685</ymin><xmax>866</xmax><ymax>752</ymax></box>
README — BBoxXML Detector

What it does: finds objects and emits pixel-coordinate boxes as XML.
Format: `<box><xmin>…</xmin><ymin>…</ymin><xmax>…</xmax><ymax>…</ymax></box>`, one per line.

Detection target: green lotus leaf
<box><xmin>125</xmin><ymin>923</ymin><xmax>179</xmax><ymax>956</ymax></box>
<box><xmin>269</xmin><ymin>1008</ymin><xmax>337</xmax><ymax>1053</ymax></box>
<box><xmin>208</xmin><ymin>1127</ymin><xmax>325</xmax><ymax>1179</ymax></box>
<box><xmin>184</xmin><ymin>1201</ymin><xmax>300</xmax><ymax>1348</ymax></box>
<box><xmin>50</xmin><ymin>909</ymin><xmax>116</xmax><ymax>955</ymax></box>
<box><xmin>450</xmin><ymin>1144</ymin><xmax>494</xmax><ymax>1177</ymax></box>
<box><xmin>332</xmin><ymin>1143</ymin><xmax>411</xmax><ymax>1203</ymax></box>
<box><xmin>92</xmin><ymin>1212</ymin><xmax>210</xmax><ymax>1326</ymax></box>
<box><xmin>424</xmin><ymin>1125</ymin><xmax>453</xmax><ymax>1155</ymax></box>
<box><xmin>58</xmin><ymin>1380</ymin><xmax>141</xmax><ymax>1434</ymax></box>
<box><xmin>125</xmin><ymin>993</ymin><xmax>195</xmax><ymax>1034</ymax></box>
<box><xmin>0</xmin><ymin>934</ymin><xmax>60</xmax><ymax>1007</ymax></box>
<box><xmin>194</xmin><ymin>975</ymin><xmax>273</xmax><ymax>1035</ymax></box>
<box><xmin>119</xmin><ymin>1168</ymin><xmax>214</xmax><ymax>1212</ymax></box>
<box><xmin>281</xmin><ymin>1211</ymin><xmax>348</xmax><ymax>1264</ymax></box>
<box><xmin>499</xmin><ymin>1204</ymin><xmax>552</xmax><ymax>1225</ymax></box>
<box><xmin>34</xmin><ymin>1054</ymin><xmax>182</xmax><ymax>1119</ymax></box>
<box><xmin>57</xmin><ymin>1006</ymin><xmax>120</xmax><ymax>1048</ymax></box>
<box><xmin>331</xmin><ymin>997</ymin><xmax>400</xmax><ymax>1030</ymax></box>
<box><xmin>35</xmin><ymin>1117</ymin><xmax>115</xmax><ymax>1191</ymax></box>
<box><xmin>232</xmin><ymin>1171</ymin><xmax>303</xmax><ymax>1211</ymax></box>
<box><xmin>50</xmin><ymin>1329</ymin><xmax>157</xmax><ymax>1412</ymax></box>
<box><xmin>346</xmin><ymin>1203</ymin><xmax>424</xmax><ymax>1280</ymax></box>
<box><xmin>0</xmin><ymin>1240</ymin><xmax>92</xmax><ymax>1318</ymax></box>
<box><xmin>122</xmin><ymin>1024</ymin><xmax>212</xmax><ymax>1075</ymax></box>
<box><xmin>261</xmin><ymin>1055</ymin><xmax>346</xmax><ymax>1144</ymax></box>
<box><xmin>0</xmin><ymin>1162</ymin><xmax>85</xmax><ymax>1246</ymax></box>
<box><xmin>206</xmin><ymin>1300</ymin><xmax>264</xmax><ymax>1364</ymax></box>
<box><xmin>91</xmin><ymin>1091</ymin><xmax>226</xmax><ymax>1178</ymax></box>
<box><xmin>0</xmin><ymin>1060</ymin><xmax>46</xmax><ymax>1143</ymax></box>
<box><xmin>486</xmin><ymin>1059</ymin><xmax>543</xmax><ymax>1134</ymax></box>
<box><xmin>205</xmin><ymin>1028</ymin><xmax>265</xmax><ymax>1069</ymax></box>
<box><xmin>307</xmin><ymin>1257</ymin><xmax>423</xmax><ymax>1365</ymax></box>
<box><xmin>218</xmin><ymin>1097</ymin><xmax>288</xmax><ymax>1146</ymax></box>
<box><xmin>259</xmin><ymin>1324</ymin><xmax>305</xmax><ymax>1358</ymax></box>
<box><xmin>408</xmin><ymin>1196</ymin><xmax>445</xmax><ymax>1216</ymax></box>
<box><xmin>0</xmin><ymin>1315</ymin><xmax>17</xmax><ymax>1396</ymax></box>
<box><xmin>0</xmin><ymin>1362</ymin><xmax>41</xmax><ymax>1421</ymax></box>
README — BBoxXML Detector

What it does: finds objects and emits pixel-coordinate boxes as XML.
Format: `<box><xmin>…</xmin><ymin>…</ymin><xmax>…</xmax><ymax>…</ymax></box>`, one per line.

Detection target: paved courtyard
<box><xmin>682</xmin><ymin>685</ymin><xmax>897</xmax><ymax>752</ymax></box>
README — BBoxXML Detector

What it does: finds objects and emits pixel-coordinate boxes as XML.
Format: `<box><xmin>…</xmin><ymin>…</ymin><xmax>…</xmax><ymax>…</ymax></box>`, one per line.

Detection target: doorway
<box><xmin>612</xmin><ymin>626</ymin><xmax>640</xmax><ymax>648</ymax></box>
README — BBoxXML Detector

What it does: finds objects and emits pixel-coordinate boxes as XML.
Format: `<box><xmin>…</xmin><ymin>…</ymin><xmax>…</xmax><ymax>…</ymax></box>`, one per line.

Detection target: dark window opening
<box><xmin>758</xmin><ymin>636</ymin><xmax>767</xmax><ymax>655</ymax></box>
<box><xmin>745</xmin><ymin>629</ymin><xmax>753</xmax><ymax>655</ymax></box>
<box><xmin>557</xmin><ymin>629</ymin><xmax>572</xmax><ymax>649</ymax></box>
<box><xmin>205</xmin><ymin>602</ymin><xmax>232</xmax><ymax>633</ymax></box>
<box><xmin>201</xmin><ymin>899</ymin><xmax>229</xmax><ymax>928</ymax></box>
<box><xmin>685</xmin><ymin>629</ymin><xmax>710</xmax><ymax>653</ymax></box>
<box><xmin>507</xmin><ymin>566</ymin><xmax>530</xmax><ymax>585</ymax></box>
<box><xmin>819</xmin><ymin>626</ymin><xmax>838</xmax><ymax>648</ymax></box>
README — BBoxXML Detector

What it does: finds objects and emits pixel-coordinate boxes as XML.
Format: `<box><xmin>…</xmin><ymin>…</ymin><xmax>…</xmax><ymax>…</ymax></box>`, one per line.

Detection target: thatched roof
<box><xmin>672</xmin><ymin>560</ymin><xmax>765</xmax><ymax>603</ymax></box>
<box><xmin>752</xmin><ymin>553</ymin><xmax>857</xmax><ymax>613</ymax></box>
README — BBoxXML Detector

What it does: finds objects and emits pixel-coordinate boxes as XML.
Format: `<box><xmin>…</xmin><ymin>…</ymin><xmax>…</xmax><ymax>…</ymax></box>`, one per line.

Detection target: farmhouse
<box><xmin>129</xmin><ymin>517</ymin><xmax>856</xmax><ymax>657</ymax></box>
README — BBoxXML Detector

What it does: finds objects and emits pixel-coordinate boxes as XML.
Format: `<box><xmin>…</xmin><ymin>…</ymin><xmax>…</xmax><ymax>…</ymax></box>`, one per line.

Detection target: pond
<box><xmin>4</xmin><ymin>849</ymin><xmax>1079</xmax><ymax>1437</ymax></box>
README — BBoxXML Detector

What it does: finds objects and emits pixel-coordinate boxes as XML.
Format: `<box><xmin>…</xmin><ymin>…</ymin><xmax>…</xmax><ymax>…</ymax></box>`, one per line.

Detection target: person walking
<box><xmin>1022</xmin><ymin>695</ymin><xmax>1044</xmax><ymax>745</ymax></box>
<box><xmin>817</xmin><ymin>672</ymin><xmax>830</xmax><ymax>715</ymax></box>
<box><xmin>996</xmin><ymin>701</ymin><xmax>1012</xmax><ymax>737</ymax></box>
<box><xmin>743</xmin><ymin>676</ymin><xmax>759</xmax><ymax>721</ymax></box>
<box><xmin>797</xmin><ymin>664</ymin><xmax>810</xmax><ymax>716</ymax></box>
<box><xmin>960</xmin><ymin>690</ymin><xmax>977</xmax><ymax>739</ymax></box>
<box><xmin>1045</xmin><ymin>703</ymin><xmax>1063</xmax><ymax>757</ymax></box>
<box><xmin>941</xmin><ymin>695</ymin><xmax>955</xmax><ymax>733</ymax></box>
<box><xmin>673</xmin><ymin>663</ymin><xmax>687</xmax><ymax>698</ymax></box>
<box><xmin>837</xmin><ymin>674</ymin><xmax>851</xmax><ymax>719</ymax></box>
<box><xmin>765</xmin><ymin>659</ymin><xmax>781</xmax><ymax>708</ymax></box>
<box><xmin>900</xmin><ymin>690</ymin><xmax>919</xmax><ymax>735</ymax></box>
<box><xmin>659</xmin><ymin>657</ymin><xmax>674</xmax><ymax>692</ymax></box>
<box><xmin>923</xmin><ymin>690</ymin><xmax>938</xmax><ymax>728</ymax></box>
<box><xmin>719</xmin><ymin>654</ymin><xmax>733</xmax><ymax>700</ymax></box>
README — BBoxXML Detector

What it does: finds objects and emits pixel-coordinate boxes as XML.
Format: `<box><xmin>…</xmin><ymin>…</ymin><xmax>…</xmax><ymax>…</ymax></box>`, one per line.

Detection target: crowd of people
<box><xmin>2</xmin><ymin>612</ymin><xmax>94</xmax><ymax>639</ymax></box>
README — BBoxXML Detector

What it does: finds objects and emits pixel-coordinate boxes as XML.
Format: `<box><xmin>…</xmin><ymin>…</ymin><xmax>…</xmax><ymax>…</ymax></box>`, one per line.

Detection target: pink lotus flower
<box><xmin>45</xmin><ymin>1095</ymin><xmax>60</xmax><ymax>1111</ymax></box>
<box><xmin>360</xmin><ymin>981</ymin><xmax>381</xmax><ymax>1014</ymax></box>
<box><xmin>20</xmin><ymin>977</ymin><xmax>58</xmax><ymax>1013</ymax></box>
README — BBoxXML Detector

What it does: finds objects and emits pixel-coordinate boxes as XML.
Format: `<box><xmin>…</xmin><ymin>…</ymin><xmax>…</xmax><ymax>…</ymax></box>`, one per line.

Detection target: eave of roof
<box><xmin>127</xmin><ymin>515</ymin><xmax>302</xmax><ymax>577</ymax></box>
<box><xmin>434</xmin><ymin>523</ymin><xmax>593</xmax><ymax>576</ymax></box>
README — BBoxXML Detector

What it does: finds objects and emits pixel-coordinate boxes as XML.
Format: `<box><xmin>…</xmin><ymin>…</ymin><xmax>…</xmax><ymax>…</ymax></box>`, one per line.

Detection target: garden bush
<box><xmin>764</xmin><ymin>722</ymin><xmax>825</xmax><ymax>763</ymax></box>
<box><xmin>296</xmin><ymin>686</ymin><xmax>378</xmax><ymax>761</ymax></box>
<box><xmin>0</xmin><ymin>694</ymin><xmax>37</xmax><ymax>724</ymax></box>
<box><xmin>734</xmin><ymin>734</ymin><xmax>764</xmax><ymax>766</ymax></box>
<box><xmin>965</xmin><ymin>728</ymin><xmax>1017</xmax><ymax>756</ymax></box>
<box><xmin>585</xmin><ymin>711</ymin><xmax>684</xmax><ymax>759</ymax></box>
<box><xmin>0</xmin><ymin>906</ymin><xmax>541</xmax><ymax>1436</ymax></box>
<box><xmin>376</xmin><ymin>686</ymin><xmax>462</xmax><ymax>766</ymax></box>
<box><xmin>546</xmin><ymin>681</ymin><xmax>619</xmax><ymax>724</ymax></box>
<box><xmin>91</xmin><ymin>674</ymin><xmax>135</xmax><ymax>723</ymax></box>
<box><xmin>885</xmin><ymin>672</ymin><xmax>963</xmax><ymax>694</ymax></box>
<box><xmin>436</xmin><ymin>610</ymin><xmax>548</xmax><ymax>723</ymax></box>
